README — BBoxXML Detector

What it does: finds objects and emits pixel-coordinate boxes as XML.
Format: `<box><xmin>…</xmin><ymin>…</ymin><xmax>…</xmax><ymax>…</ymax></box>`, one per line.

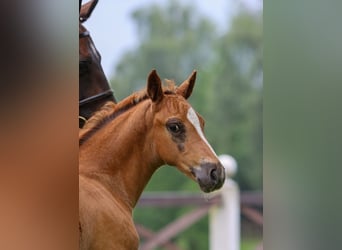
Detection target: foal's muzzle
<box><xmin>191</xmin><ymin>162</ymin><xmax>225</xmax><ymax>193</ymax></box>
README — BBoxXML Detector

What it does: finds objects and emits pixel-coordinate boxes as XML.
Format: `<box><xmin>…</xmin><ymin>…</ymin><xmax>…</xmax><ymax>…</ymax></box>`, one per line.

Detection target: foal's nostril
<box><xmin>210</xmin><ymin>168</ymin><xmax>218</xmax><ymax>182</ymax></box>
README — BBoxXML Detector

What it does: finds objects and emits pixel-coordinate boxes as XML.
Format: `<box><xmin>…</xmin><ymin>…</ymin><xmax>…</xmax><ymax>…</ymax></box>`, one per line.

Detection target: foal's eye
<box><xmin>166</xmin><ymin>120</ymin><xmax>184</xmax><ymax>135</ymax></box>
<box><xmin>168</xmin><ymin>124</ymin><xmax>180</xmax><ymax>133</ymax></box>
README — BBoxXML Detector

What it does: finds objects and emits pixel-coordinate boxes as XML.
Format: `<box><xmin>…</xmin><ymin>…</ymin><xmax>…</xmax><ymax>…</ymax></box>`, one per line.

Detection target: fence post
<box><xmin>209</xmin><ymin>154</ymin><xmax>240</xmax><ymax>250</ymax></box>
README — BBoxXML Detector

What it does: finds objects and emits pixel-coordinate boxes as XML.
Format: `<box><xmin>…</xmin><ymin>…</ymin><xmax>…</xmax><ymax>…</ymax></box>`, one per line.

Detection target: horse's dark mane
<box><xmin>79</xmin><ymin>81</ymin><xmax>177</xmax><ymax>146</ymax></box>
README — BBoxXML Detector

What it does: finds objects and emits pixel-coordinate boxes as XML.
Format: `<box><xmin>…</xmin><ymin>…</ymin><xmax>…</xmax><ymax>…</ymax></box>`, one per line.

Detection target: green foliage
<box><xmin>206</xmin><ymin>11</ymin><xmax>263</xmax><ymax>190</ymax></box>
<box><xmin>111</xmin><ymin>0</ymin><xmax>216</xmax><ymax>101</ymax></box>
<box><xmin>110</xmin><ymin>0</ymin><xmax>262</xmax><ymax>248</ymax></box>
<box><xmin>241</xmin><ymin>237</ymin><xmax>262</xmax><ymax>250</ymax></box>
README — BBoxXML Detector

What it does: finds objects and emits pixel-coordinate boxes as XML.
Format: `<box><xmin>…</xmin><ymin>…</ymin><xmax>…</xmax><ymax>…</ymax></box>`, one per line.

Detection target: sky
<box><xmin>83</xmin><ymin>0</ymin><xmax>262</xmax><ymax>77</ymax></box>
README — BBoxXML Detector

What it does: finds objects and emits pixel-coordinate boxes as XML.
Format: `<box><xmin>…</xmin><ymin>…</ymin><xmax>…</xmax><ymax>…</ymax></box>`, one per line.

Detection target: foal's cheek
<box><xmin>177</xmin><ymin>143</ymin><xmax>185</xmax><ymax>152</ymax></box>
<box><xmin>155</xmin><ymin>135</ymin><xmax>178</xmax><ymax>165</ymax></box>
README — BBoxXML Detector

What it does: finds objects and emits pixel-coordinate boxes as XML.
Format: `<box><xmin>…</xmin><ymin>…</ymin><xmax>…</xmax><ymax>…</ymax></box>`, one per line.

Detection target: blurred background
<box><xmin>84</xmin><ymin>0</ymin><xmax>262</xmax><ymax>249</ymax></box>
<box><xmin>1</xmin><ymin>0</ymin><xmax>340</xmax><ymax>249</ymax></box>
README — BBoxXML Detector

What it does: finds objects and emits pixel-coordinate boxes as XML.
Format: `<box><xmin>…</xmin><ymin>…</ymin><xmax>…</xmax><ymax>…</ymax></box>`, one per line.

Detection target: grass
<box><xmin>241</xmin><ymin>237</ymin><xmax>262</xmax><ymax>250</ymax></box>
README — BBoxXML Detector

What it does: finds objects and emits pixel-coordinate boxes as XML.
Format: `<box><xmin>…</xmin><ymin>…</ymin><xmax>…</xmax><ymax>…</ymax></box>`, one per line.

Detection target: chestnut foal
<box><xmin>79</xmin><ymin>70</ymin><xmax>225</xmax><ymax>249</ymax></box>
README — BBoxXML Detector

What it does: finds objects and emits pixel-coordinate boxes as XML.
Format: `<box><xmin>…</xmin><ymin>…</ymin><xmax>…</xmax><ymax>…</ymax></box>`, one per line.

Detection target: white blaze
<box><xmin>187</xmin><ymin>107</ymin><xmax>218</xmax><ymax>157</ymax></box>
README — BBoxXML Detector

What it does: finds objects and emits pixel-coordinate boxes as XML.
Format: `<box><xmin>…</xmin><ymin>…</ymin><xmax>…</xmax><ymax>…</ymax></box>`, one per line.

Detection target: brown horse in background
<box><xmin>79</xmin><ymin>70</ymin><xmax>225</xmax><ymax>249</ymax></box>
<box><xmin>79</xmin><ymin>0</ymin><xmax>116</xmax><ymax>128</ymax></box>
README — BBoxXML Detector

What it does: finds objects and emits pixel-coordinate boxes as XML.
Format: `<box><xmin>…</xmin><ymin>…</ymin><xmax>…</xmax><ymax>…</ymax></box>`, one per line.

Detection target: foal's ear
<box><xmin>176</xmin><ymin>70</ymin><xmax>197</xmax><ymax>99</ymax></box>
<box><xmin>147</xmin><ymin>69</ymin><xmax>164</xmax><ymax>103</ymax></box>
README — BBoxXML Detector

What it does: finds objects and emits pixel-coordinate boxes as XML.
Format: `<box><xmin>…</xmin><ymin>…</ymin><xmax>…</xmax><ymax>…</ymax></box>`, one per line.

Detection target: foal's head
<box><xmin>147</xmin><ymin>70</ymin><xmax>225</xmax><ymax>193</ymax></box>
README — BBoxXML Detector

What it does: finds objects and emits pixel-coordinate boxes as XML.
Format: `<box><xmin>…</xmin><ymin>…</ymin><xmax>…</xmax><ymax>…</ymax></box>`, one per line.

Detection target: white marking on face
<box><xmin>187</xmin><ymin>107</ymin><xmax>218</xmax><ymax>157</ymax></box>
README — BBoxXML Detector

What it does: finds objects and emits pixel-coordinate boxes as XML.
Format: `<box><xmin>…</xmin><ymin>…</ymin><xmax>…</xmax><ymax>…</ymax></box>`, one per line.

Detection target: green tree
<box><xmin>204</xmin><ymin>11</ymin><xmax>263</xmax><ymax>190</ymax></box>
<box><xmin>111</xmin><ymin>0</ymin><xmax>216</xmax><ymax>101</ymax></box>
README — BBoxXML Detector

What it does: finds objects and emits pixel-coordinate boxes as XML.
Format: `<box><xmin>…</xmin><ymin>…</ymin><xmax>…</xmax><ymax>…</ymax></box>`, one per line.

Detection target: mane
<box><xmin>79</xmin><ymin>79</ymin><xmax>177</xmax><ymax>146</ymax></box>
<box><xmin>81</xmin><ymin>101</ymin><xmax>116</xmax><ymax>131</ymax></box>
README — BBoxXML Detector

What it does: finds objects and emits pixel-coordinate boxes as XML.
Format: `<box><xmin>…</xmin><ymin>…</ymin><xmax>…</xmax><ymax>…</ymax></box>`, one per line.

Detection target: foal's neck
<box><xmin>79</xmin><ymin>101</ymin><xmax>162</xmax><ymax>209</ymax></box>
